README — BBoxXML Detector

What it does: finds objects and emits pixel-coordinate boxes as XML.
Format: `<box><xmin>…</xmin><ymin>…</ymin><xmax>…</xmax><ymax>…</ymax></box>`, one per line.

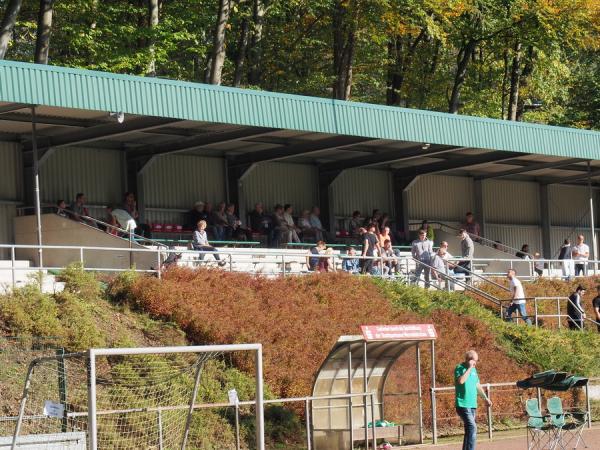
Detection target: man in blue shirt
<box><xmin>454</xmin><ymin>350</ymin><xmax>492</xmax><ymax>450</ymax></box>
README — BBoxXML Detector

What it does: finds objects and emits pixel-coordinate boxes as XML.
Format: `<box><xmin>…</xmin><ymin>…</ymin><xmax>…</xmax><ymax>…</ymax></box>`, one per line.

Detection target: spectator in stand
<box><xmin>454</xmin><ymin>229</ymin><xmax>474</xmax><ymax>276</ymax></box>
<box><xmin>431</xmin><ymin>241</ymin><xmax>458</xmax><ymax>289</ymax></box>
<box><xmin>123</xmin><ymin>192</ymin><xmax>151</xmax><ymax>237</ymax></box>
<box><xmin>558</xmin><ymin>239</ymin><xmax>573</xmax><ymax>280</ymax></box>
<box><xmin>454</xmin><ymin>350</ymin><xmax>492</xmax><ymax>450</ymax></box>
<box><xmin>364</xmin><ymin>209</ymin><xmax>381</xmax><ymax>227</ymax></box>
<box><xmin>68</xmin><ymin>193</ymin><xmax>90</xmax><ymax>223</ymax></box>
<box><xmin>309</xmin><ymin>206</ymin><xmax>327</xmax><ymax>242</ymax></box>
<box><xmin>592</xmin><ymin>286</ymin><xmax>600</xmax><ymax>332</ymax></box>
<box><xmin>348</xmin><ymin>211</ymin><xmax>363</xmax><ymax>237</ymax></box>
<box><xmin>379</xmin><ymin>213</ymin><xmax>390</xmax><ymax>231</ymax></box>
<box><xmin>361</xmin><ymin>224</ymin><xmax>381</xmax><ymax>275</ymax></box>
<box><xmin>567</xmin><ymin>285</ymin><xmax>587</xmax><ymax>330</ymax></box>
<box><xmin>411</xmin><ymin>228</ymin><xmax>433</xmax><ymax>287</ymax></box>
<box><xmin>298</xmin><ymin>209</ymin><xmax>316</xmax><ymax>241</ymax></box>
<box><xmin>342</xmin><ymin>246</ymin><xmax>360</xmax><ymax>274</ymax></box>
<box><xmin>533</xmin><ymin>252</ymin><xmax>544</xmax><ymax>277</ymax></box>
<box><xmin>505</xmin><ymin>269</ymin><xmax>532</xmax><ymax>325</ymax></box>
<box><xmin>572</xmin><ymin>234</ymin><xmax>590</xmax><ymax>276</ymax></box>
<box><xmin>379</xmin><ymin>226</ymin><xmax>392</xmax><ymax>247</ymax></box>
<box><xmin>516</xmin><ymin>244</ymin><xmax>531</xmax><ymax>259</ymax></box>
<box><xmin>187</xmin><ymin>201</ymin><xmax>205</xmax><ymax>229</ymax></box>
<box><xmin>201</xmin><ymin>202</ymin><xmax>215</xmax><ymax>236</ymax></box>
<box><xmin>248</xmin><ymin>203</ymin><xmax>271</xmax><ymax>235</ymax></box>
<box><xmin>192</xmin><ymin>220</ymin><xmax>226</xmax><ymax>266</ymax></box>
<box><xmin>307</xmin><ymin>240</ymin><xmax>330</xmax><ymax>272</ymax></box>
<box><xmin>106</xmin><ymin>205</ymin><xmax>137</xmax><ymax>235</ymax></box>
<box><xmin>421</xmin><ymin>220</ymin><xmax>435</xmax><ymax>242</ymax></box>
<box><xmin>463</xmin><ymin>212</ymin><xmax>480</xmax><ymax>238</ymax></box>
<box><xmin>283</xmin><ymin>204</ymin><xmax>301</xmax><ymax>243</ymax></box>
<box><xmin>56</xmin><ymin>200</ymin><xmax>67</xmax><ymax>218</ymax></box>
<box><xmin>209</xmin><ymin>202</ymin><xmax>229</xmax><ymax>241</ymax></box>
<box><xmin>271</xmin><ymin>204</ymin><xmax>292</xmax><ymax>246</ymax></box>
<box><xmin>225</xmin><ymin>203</ymin><xmax>252</xmax><ymax>241</ymax></box>
<box><xmin>381</xmin><ymin>239</ymin><xmax>400</xmax><ymax>276</ymax></box>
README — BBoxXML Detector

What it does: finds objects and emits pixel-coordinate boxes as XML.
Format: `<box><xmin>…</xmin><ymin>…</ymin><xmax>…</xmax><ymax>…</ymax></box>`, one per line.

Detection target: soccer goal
<box><xmin>9</xmin><ymin>344</ymin><xmax>265</xmax><ymax>450</ymax></box>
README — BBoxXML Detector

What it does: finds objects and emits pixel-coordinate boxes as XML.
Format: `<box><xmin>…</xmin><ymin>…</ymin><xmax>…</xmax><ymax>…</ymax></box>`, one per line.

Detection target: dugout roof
<box><xmin>1</xmin><ymin>59</ymin><xmax>600</xmax><ymax>184</ymax></box>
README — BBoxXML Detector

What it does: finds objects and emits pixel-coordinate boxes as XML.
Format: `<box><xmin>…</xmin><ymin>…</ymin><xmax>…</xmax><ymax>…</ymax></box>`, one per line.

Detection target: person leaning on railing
<box><xmin>567</xmin><ymin>285</ymin><xmax>587</xmax><ymax>330</ymax></box>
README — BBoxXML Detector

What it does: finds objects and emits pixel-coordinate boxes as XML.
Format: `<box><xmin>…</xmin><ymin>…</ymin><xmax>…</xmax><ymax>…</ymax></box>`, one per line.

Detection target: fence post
<box><xmin>305</xmin><ymin>398</ymin><xmax>312</xmax><ymax>450</ymax></box>
<box><xmin>56</xmin><ymin>348</ymin><xmax>68</xmax><ymax>432</ymax></box>
<box><xmin>486</xmin><ymin>384</ymin><xmax>492</xmax><ymax>440</ymax></box>
<box><xmin>370</xmin><ymin>392</ymin><xmax>376</xmax><ymax>450</ymax></box>
<box><xmin>157</xmin><ymin>409</ymin><xmax>164</xmax><ymax>450</ymax></box>
<box><xmin>585</xmin><ymin>383</ymin><xmax>592</xmax><ymax>428</ymax></box>
<box><xmin>431</xmin><ymin>387</ymin><xmax>438</xmax><ymax>444</ymax></box>
<box><xmin>11</xmin><ymin>246</ymin><xmax>16</xmax><ymax>289</ymax></box>
<box><xmin>557</xmin><ymin>299</ymin><xmax>562</xmax><ymax>329</ymax></box>
<box><xmin>534</xmin><ymin>299</ymin><xmax>539</xmax><ymax>328</ymax></box>
<box><xmin>235</xmin><ymin>402</ymin><xmax>241</xmax><ymax>450</ymax></box>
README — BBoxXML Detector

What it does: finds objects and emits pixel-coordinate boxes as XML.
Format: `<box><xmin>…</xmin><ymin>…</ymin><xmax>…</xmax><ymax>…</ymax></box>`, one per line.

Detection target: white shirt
<box><xmin>111</xmin><ymin>208</ymin><xmax>137</xmax><ymax>232</ymax></box>
<box><xmin>510</xmin><ymin>277</ymin><xmax>526</xmax><ymax>304</ymax></box>
<box><xmin>573</xmin><ymin>243</ymin><xmax>589</xmax><ymax>261</ymax></box>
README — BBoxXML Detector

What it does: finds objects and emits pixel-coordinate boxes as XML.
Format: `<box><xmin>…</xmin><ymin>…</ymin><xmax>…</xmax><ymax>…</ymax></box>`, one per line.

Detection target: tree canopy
<box><xmin>1</xmin><ymin>0</ymin><xmax>598</xmax><ymax>128</ymax></box>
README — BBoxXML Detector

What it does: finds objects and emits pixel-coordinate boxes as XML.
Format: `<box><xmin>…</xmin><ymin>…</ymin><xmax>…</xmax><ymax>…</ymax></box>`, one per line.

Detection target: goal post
<box><xmin>10</xmin><ymin>344</ymin><xmax>265</xmax><ymax>450</ymax></box>
<box><xmin>87</xmin><ymin>344</ymin><xmax>265</xmax><ymax>450</ymax></box>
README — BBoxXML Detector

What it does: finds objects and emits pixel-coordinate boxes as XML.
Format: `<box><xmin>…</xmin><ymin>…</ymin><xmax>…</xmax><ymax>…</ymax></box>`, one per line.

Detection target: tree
<box><xmin>147</xmin><ymin>0</ymin><xmax>160</xmax><ymax>76</ymax></box>
<box><xmin>207</xmin><ymin>0</ymin><xmax>234</xmax><ymax>84</ymax></box>
<box><xmin>34</xmin><ymin>0</ymin><xmax>55</xmax><ymax>64</ymax></box>
<box><xmin>0</xmin><ymin>0</ymin><xmax>23</xmax><ymax>59</ymax></box>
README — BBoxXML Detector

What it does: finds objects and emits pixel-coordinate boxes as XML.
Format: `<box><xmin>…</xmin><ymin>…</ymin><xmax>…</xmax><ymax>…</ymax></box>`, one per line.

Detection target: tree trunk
<box><xmin>507</xmin><ymin>41</ymin><xmax>522</xmax><ymax>121</ymax></box>
<box><xmin>147</xmin><ymin>0</ymin><xmax>160</xmax><ymax>76</ymax></box>
<box><xmin>387</xmin><ymin>30</ymin><xmax>425</xmax><ymax>106</ymax></box>
<box><xmin>247</xmin><ymin>0</ymin><xmax>264</xmax><ymax>85</ymax></box>
<box><xmin>448</xmin><ymin>39</ymin><xmax>477</xmax><ymax>113</ymax></box>
<box><xmin>233</xmin><ymin>18</ymin><xmax>249</xmax><ymax>87</ymax></box>
<box><xmin>516</xmin><ymin>46</ymin><xmax>535</xmax><ymax>121</ymax></box>
<box><xmin>332</xmin><ymin>0</ymin><xmax>356</xmax><ymax>100</ymax></box>
<box><xmin>500</xmin><ymin>49</ymin><xmax>509</xmax><ymax>119</ymax></box>
<box><xmin>34</xmin><ymin>0</ymin><xmax>54</xmax><ymax>64</ymax></box>
<box><xmin>0</xmin><ymin>0</ymin><xmax>23</xmax><ymax>59</ymax></box>
<box><xmin>208</xmin><ymin>0</ymin><xmax>233</xmax><ymax>85</ymax></box>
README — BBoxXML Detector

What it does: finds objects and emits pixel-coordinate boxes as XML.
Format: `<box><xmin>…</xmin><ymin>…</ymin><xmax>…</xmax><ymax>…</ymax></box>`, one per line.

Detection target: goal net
<box><xmin>7</xmin><ymin>344</ymin><xmax>264</xmax><ymax>450</ymax></box>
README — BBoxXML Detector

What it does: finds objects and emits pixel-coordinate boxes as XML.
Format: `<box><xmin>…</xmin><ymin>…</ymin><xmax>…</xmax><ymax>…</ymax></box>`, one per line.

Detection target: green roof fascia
<box><xmin>1</xmin><ymin>59</ymin><xmax>599</xmax><ymax>159</ymax></box>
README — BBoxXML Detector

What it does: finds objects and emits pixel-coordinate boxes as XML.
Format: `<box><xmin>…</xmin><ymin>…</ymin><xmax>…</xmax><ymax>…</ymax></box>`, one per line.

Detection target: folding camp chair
<box><xmin>547</xmin><ymin>396</ymin><xmax>588</xmax><ymax>449</ymax></box>
<box><xmin>526</xmin><ymin>398</ymin><xmax>560</xmax><ymax>450</ymax></box>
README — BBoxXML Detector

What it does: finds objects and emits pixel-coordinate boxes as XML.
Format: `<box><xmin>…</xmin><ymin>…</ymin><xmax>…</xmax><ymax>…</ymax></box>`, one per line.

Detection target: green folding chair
<box><xmin>526</xmin><ymin>398</ymin><xmax>559</xmax><ymax>450</ymax></box>
<box><xmin>547</xmin><ymin>396</ymin><xmax>588</xmax><ymax>449</ymax></box>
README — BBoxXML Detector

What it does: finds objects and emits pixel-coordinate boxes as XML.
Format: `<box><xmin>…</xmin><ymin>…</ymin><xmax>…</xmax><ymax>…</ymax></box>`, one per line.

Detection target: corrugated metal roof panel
<box><xmin>331</xmin><ymin>169</ymin><xmax>393</xmax><ymax>218</ymax></box>
<box><xmin>483</xmin><ymin>180</ymin><xmax>540</xmax><ymax>225</ymax></box>
<box><xmin>142</xmin><ymin>155</ymin><xmax>225</xmax><ymax>210</ymax></box>
<box><xmin>406</xmin><ymin>175</ymin><xmax>474</xmax><ymax>222</ymax></box>
<box><xmin>242</xmin><ymin>162</ymin><xmax>318</xmax><ymax>214</ymax></box>
<box><xmin>40</xmin><ymin>147</ymin><xmax>124</xmax><ymax>206</ymax></box>
<box><xmin>1</xmin><ymin>60</ymin><xmax>600</xmax><ymax>159</ymax></box>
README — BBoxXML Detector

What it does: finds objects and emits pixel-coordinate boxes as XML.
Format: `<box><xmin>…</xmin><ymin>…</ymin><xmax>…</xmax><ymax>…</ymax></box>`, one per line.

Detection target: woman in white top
<box><xmin>192</xmin><ymin>220</ymin><xmax>226</xmax><ymax>266</ymax></box>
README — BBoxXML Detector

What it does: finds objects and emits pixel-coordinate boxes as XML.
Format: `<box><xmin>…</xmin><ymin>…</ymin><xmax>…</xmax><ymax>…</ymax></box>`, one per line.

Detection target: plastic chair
<box><xmin>526</xmin><ymin>398</ymin><xmax>558</xmax><ymax>450</ymax></box>
<box><xmin>547</xmin><ymin>396</ymin><xmax>588</xmax><ymax>449</ymax></box>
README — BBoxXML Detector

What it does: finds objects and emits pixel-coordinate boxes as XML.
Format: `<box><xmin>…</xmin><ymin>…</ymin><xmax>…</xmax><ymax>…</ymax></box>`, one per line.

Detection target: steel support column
<box><xmin>318</xmin><ymin>170</ymin><xmax>341</xmax><ymax>234</ymax></box>
<box><xmin>227</xmin><ymin>161</ymin><xmax>256</xmax><ymax>226</ymax></box>
<box><xmin>392</xmin><ymin>173</ymin><xmax>417</xmax><ymax>241</ymax></box>
<box><xmin>540</xmin><ymin>184</ymin><xmax>552</xmax><ymax>259</ymax></box>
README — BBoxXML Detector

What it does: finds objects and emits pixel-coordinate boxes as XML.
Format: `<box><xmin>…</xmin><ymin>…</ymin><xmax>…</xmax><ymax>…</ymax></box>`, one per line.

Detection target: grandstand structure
<box><xmin>1</xmin><ymin>59</ymin><xmax>600</xmax><ymax>277</ymax></box>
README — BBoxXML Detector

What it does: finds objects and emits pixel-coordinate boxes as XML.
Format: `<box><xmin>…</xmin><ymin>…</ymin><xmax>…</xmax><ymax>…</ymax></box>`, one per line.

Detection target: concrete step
<box><xmin>0</xmin><ymin>260</ymin><xmax>31</xmax><ymax>268</ymax></box>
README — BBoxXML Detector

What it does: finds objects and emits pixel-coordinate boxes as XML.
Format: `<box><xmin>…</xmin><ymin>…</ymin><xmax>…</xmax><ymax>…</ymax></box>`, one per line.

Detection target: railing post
<box><xmin>229</xmin><ymin>252</ymin><xmax>233</xmax><ymax>272</ymax></box>
<box><xmin>157</xmin><ymin>250</ymin><xmax>162</xmax><ymax>279</ymax></box>
<box><xmin>534</xmin><ymin>299</ymin><xmax>539</xmax><ymax>328</ymax></box>
<box><xmin>585</xmin><ymin>383</ymin><xmax>592</xmax><ymax>428</ymax></box>
<box><xmin>235</xmin><ymin>402</ymin><xmax>241</xmax><ymax>450</ymax></box>
<box><xmin>486</xmin><ymin>384</ymin><xmax>492</xmax><ymax>440</ymax></box>
<box><xmin>11</xmin><ymin>246</ymin><xmax>16</xmax><ymax>289</ymax></box>
<box><xmin>557</xmin><ymin>298</ymin><xmax>562</xmax><ymax>329</ymax></box>
<box><xmin>430</xmin><ymin>387</ymin><xmax>438</xmax><ymax>444</ymax></box>
<box><xmin>305</xmin><ymin>398</ymin><xmax>312</xmax><ymax>450</ymax></box>
<box><xmin>281</xmin><ymin>254</ymin><xmax>286</xmax><ymax>277</ymax></box>
<box><xmin>79</xmin><ymin>247</ymin><xmax>84</xmax><ymax>265</ymax></box>
<box><xmin>370</xmin><ymin>392</ymin><xmax>376</xmax><ymax>450</ymax></box>
<box><xmin>157</xmin><ymin>409</ymin><xmax>164</xmax><ymax>450</ymax></box>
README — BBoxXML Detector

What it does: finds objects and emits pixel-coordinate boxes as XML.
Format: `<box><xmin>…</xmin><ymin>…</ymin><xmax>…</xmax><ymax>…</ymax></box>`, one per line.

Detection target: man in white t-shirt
<box><xmin>572</xmin><ymin>234</ymin><xmax>589</xmax><ymax>277</ymax></box>
<box><xmin>505</xmin><ymin>269</ymin><xmax>532</xmax><ymax>325</ymax></box>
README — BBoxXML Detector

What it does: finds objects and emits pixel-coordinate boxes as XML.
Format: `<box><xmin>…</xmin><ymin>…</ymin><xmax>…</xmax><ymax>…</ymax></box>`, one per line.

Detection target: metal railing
<box><xmin>430</xmin><ymin>377</ymin><xmax>599</xmax><ymax>444</ymax></box>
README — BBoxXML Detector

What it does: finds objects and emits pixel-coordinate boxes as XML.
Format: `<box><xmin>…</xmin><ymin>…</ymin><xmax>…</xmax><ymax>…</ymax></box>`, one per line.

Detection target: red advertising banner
<box><xmin>361</xmin><ymin>324</ymin><xmax>437</xmax><ymax>341</ymax></box>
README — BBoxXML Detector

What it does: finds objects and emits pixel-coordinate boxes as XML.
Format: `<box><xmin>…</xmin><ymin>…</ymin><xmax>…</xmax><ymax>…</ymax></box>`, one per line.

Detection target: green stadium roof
<box><xmin>0</xmin><ymin>59</ymin><xmax>599</xmax><ymax>160</ymax></box>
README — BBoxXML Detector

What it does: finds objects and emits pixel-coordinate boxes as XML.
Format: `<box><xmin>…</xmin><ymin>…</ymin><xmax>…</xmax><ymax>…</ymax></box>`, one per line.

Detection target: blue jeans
<box><xmin>505</xmin><ymin>302</ymin><xmax>532</xmax><ymax>325</ymax></box>
<box><xmin>456</xmin><ymin>407</ymin><xmax>477</xmax><ymax>450</ymax></box>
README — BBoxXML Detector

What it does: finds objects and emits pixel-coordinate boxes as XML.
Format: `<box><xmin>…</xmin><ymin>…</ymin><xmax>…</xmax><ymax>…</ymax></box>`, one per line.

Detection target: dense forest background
<box><xmin>0</xmin><ymin>0</ymin><xmax>598</xmax><ymax>128</ymax></box>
